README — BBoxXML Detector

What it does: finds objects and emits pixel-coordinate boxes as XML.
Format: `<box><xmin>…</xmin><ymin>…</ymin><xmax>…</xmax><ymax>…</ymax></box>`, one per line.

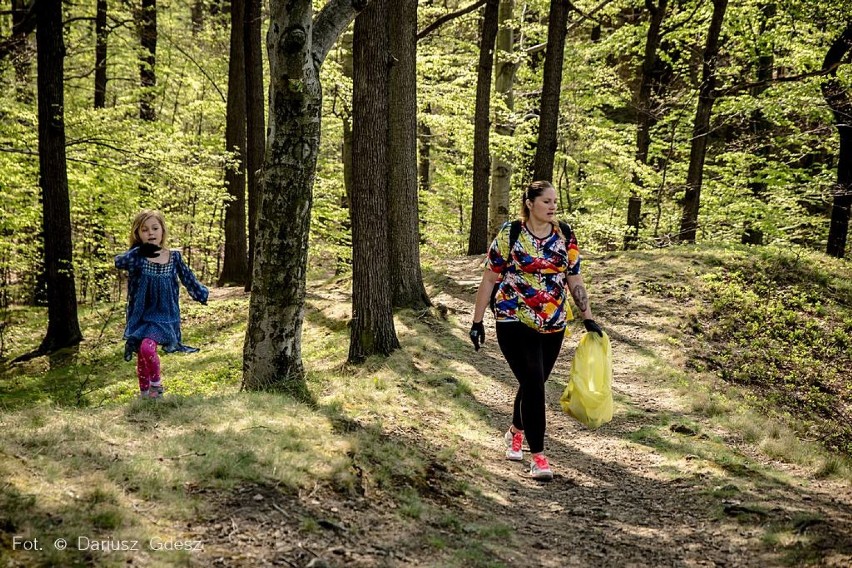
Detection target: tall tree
<box><xmin>35</xmin><ymin>0</ymin><xmax>83</xmax><ymax>353</ymax></box>
<box><xmin>387</xmin><ymin>0</ymin><xmax>430</xmax><ymax>308</ymax></box>
<box><xmin>532</xmin><ymin>0</ymin><xmax>571</xmax><ymax>183</ymax></box>
<box><xmin>741</xmin><ymin>2</ymin><xmax>776</xmax><ymax>246</ymax></box>
<box><xmin>219</xmin><ymin>0</ymin><xmax>249</xmax><ymax>286</ymax></box>
<box><xmin>191</xmin><ymin>0</ymin><xmax>205</xmax><ymax>33</ymax></box>
<box><xmin>678</xmin><ymin>0</ymin><xmax>728</xmax><ymax>243</ymax></box>
<box><xmin>627</xmin><ymin>0</ymin><xmax>669</xmax><ymax>249</ymax></box>
<box><xmin>94</xmin><ymin>0</ymin><xmax>108</xmax><ymax>108</ymax></box>
<box><xmin>488</xmin><ymin>0</ymin><xmax>515</xmax><ymax>239</ymax></box>
<box><xmin>418</xmin><ymin>106</ymin><xmax>432</xmax><ymax>194</ymax></box>
<box><xmin>349</xmin><ymin>0</ymin><xmax>400</xmax><ymax>362</ymax></box>
<box><xmin>244</xmin><ymin>0</ymin><xmax>265</xmax><ymax>290</ymax></box>
<box><xmin>821</xmin><ymin>20</ymin><xmax>852</xmax><ymax>259</ymax></box>
<box><xmin>12</xmin><ymin>0</ymin><xmax>34</xmax><ymax>103</ymax></box>
<box><xmin>138</xmin><ymin>0</ymin><xmax>157</xmax><ymax>120</ymax></box>
<box><xmin>467</xmin><ymin>0</ymin><xmax>499</xmax><ymax>255</ymax></box>
<box><xmin>338</xmin><ymin>29</ymin><xmax>354</xmax><ymax>204</ymax></box>
<box><xmin>243</xmin><ymin>0</ymin><xmax>368</xmax><ymax>391</ymax></box>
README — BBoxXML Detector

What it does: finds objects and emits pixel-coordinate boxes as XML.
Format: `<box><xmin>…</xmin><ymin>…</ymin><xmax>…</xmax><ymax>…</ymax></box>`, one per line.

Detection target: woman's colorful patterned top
<box><xmin>486</xmin><ymin>221</ymin><xmax>581</xmax><ymax>333</ymax></box>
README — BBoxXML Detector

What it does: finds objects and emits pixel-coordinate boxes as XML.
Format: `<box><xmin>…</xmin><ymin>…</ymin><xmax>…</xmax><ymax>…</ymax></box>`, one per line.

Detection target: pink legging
<box><xmin>137</xmin><ymin>338</ymin><xmax>161</xmax><ymax>392</ymax></box>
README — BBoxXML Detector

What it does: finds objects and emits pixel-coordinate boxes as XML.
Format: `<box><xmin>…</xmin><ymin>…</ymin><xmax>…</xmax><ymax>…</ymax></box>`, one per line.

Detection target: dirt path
<box><xmin>425</xmin><ymin>256</ymin><xmax>852</xmax><ymax>567</ymax></box>
<box><xmin>194</xmin><ymin>255</ymin><xmax>852</xmax><ymax>567</ymax></box>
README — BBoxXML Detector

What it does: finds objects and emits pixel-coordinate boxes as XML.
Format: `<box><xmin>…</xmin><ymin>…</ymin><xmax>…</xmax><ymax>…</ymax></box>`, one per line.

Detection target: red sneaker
<box><xmin>504</xmin><ymin>429</ymin><xmax>524</xmax><ymax>461</ymax></box>
<box><xmin>530</xmin><ymin>454</ymin><xmax>553</xmax><ymax>480</ymax></box>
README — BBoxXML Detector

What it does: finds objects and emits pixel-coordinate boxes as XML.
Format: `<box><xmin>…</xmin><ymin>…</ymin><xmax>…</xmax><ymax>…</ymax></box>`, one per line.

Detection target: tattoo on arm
<box><xmin>571</xmin><ymin>284</ymin><xmax>589</xmax><ymax>313</ymax></box>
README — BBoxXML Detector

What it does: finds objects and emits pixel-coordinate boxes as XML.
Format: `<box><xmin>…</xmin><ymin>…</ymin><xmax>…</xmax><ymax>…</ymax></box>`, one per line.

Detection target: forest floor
<box><xmin>2</xmin><ymin>248</ymin><xmax>852</xmax><ymax>567</ymax></box>
<box><xmin>189</xmin><ymin>253</ymin><xmax>852</xmax><ymax>567</ymax></box>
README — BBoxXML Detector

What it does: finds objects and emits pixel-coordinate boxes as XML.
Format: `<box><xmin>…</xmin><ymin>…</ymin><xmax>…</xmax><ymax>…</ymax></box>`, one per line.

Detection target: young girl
<box><xmin>115</xmin><ymin>210</ymin><xmax>209</xmax><ymax>399</ymax></box>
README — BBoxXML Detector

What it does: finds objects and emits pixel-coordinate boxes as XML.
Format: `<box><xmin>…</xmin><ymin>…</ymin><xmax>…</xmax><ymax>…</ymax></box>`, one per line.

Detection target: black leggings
<box><xmin>496</xmin><ymin>322</ymin><xmax>565</xmax><ymax>454</ymax></box>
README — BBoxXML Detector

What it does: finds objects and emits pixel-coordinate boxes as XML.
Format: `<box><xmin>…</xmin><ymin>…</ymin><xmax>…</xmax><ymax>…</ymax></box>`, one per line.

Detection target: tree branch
<box><xmin>820</xmin><ymin>21</ymin><xmax>852</xmax><ymax>120</ymax></box>
<box><xmin>417</xmin><ymin>0</ymin><xmax>487</xmax><ymax>41</ymax></box>
<box><xmin>64</xmin><ymin>16</ymin><xmax>97</xmax><ymax>26</ymax></box>
<box><xmin>159</xmin><ymin>30</ymin><xmax>226</xmax><ymax>103</ymax></box>
<box><xmin>313</xmin><ymin>0</ymin><xmax>369</xmax><ymax>66</ymax></box>
<box><xmin>715</xmin><ymin>64</ymin><xmax>845</xmax><ymax>98</ymax></box>
<box><xmin>525</xmin><ymin>0</ymin><xmax>617</xmax><ymax>54</ymax></box>
<box><xmin>660</xmin><ymin>1</ymin><xmax>703</xmax><ymax>38</ymax></box>
<box><xmin>0</xmin><ymin>0</ymin><xmax>36</xmax><ymax>61</ymax></box>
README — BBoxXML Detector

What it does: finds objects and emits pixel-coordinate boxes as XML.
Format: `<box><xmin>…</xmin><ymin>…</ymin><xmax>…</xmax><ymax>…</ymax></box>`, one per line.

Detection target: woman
<box><xmin>469</xmin><ymin>181</ymin><xmax>602</xmax><ymax>480</ymax></box>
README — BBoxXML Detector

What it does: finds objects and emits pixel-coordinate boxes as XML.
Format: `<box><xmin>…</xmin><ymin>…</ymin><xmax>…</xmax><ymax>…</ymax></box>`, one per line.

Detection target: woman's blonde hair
<box><xmin>128</xmin><ymin>209</ymin><xmax>169</xmax><ymax>248</ymax></box>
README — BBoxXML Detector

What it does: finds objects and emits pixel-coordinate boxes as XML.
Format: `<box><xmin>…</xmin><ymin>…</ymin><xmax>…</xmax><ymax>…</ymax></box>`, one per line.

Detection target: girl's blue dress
<box><xmin>115</xmin><ymin>247</ymin><xmax>209</xmax><ymax>357</ymax></box>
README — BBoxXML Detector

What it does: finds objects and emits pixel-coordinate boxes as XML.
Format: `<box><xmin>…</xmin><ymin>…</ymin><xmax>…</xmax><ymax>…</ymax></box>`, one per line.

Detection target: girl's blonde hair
<box><xmin>128</xmin><ymin>209</ymin><xmax>169</xmax><ymax>248</ymax></box>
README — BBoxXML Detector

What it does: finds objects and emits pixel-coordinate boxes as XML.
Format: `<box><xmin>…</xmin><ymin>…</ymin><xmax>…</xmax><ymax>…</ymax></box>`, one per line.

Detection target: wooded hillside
<box><xmin>0</xmin><ymin>1</ymin><xmax>850</xmax><ymax>385</ymax></box>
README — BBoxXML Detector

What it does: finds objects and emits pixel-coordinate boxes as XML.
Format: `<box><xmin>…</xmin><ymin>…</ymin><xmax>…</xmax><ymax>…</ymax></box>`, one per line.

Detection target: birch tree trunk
<box><xmin>243</xmin><ymin>0</ymin><xmax>367</xmax><ymax>391</ymax></box>
<box><xmin>488</xmin><ymin>0</ymin><xmax>514</xmax><ymax>239</ymax></box>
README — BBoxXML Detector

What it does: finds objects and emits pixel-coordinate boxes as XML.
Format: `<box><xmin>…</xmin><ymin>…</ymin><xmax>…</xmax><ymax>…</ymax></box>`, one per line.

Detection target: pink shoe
<box><xmin>504</xmin><ymin>429</ymin><xmax>524</xmax><ymax>461</ymax></box>
<box><xmin>530</xmin><ymin>454</ymin><xmax>553</xmax><ymax>480</ymax></box>
<box><xmin>146</xmin><ymin>384</ymin><xmax>164</xmax><ymax>399</ymax></box>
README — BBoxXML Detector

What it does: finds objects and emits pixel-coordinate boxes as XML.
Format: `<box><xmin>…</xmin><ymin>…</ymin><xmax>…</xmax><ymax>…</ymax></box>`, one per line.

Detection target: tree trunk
<box><xmin>244</xmin><ymin>0</ymin><xmax>264</xmax><ymax>291</ymax></box>
<box><xmin>340</xmin><ymin>29</ymin><xmax>354</xmax><ymax>206</ymax></box>
<box><xmin>12</xmin><ymin>0</ymin><xmax>33</xmax><ymax>103</ymax></box>
<box><xmin>532</xmin><ymin>0</ymin><xmax>570</xmax><ymax>182</ymax></box>
<box><xmin>488</xmin><ymin>0</ymin><xmax>514</xmax><ymax>239</ymax></box>
<box><xmin>678</xmin><ymin>0</ymin><xmax>728</xmax><ymax>244</ymax></box>
<box><xmin>191</xmin><ymin>0</ymin><xmax>205</xmax><ymax>33</ymax></box>
<box><xmin>418</xmin><ymin>107</ymin><xmax>432</xmax><ymax>194</ymax></box>
<box><xmin>821</xmin><ymin>21</ymin><xmax>852</xmax><ymax>259</ymax></box>
<box><xmin>349</xmin><ymin>0</ymin><xmax>400</xmax><ymax>362</ymax></box>
<box><xmin>219</xmin><ymin>0</ymin><xmax>248</xmax><ymax>286</ymax></box>
<box><xmin>467</xmin><ymin>0</ymin><xmax>499</xmax><ymax>255</ymax></box>
<box><xmin>740</xmin><ymin>2</ymin><xmax>776</xmax><ymax>246</ymax></box>
<box><xmin>243</xmin><ymin>0</ymin><xmax>366</xmax><ymax>391</ymax></box>
<box><xmin>387</xmin><ymin>0</ymin><xmax>430</xmax><ymax>309</ymax></box>
<box><xmin>95</xmin><ymin>0</ymin><xmax>108</xmax><ymax>108</ymax></box>
<box><xmin>139</xmin><ymin>0</ymin><xmax>157</xmax><ymax>121</ymax></box>
<box><xmin>36</xmin><ymin>0</ymin><xmax>83</xmax><ymax>353</ymax></box>
<box><xmin>626</xmin><ymin>0</ymin><xmax>668</xmax><ymax>249</ymax></box>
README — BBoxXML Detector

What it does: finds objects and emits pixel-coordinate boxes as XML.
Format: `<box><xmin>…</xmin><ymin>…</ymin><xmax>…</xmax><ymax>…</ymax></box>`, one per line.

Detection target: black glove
<box><xmin>124</xmin><ymin>339</ymin><xmax>139</xmax><ymax>362</ymax></box>
<box><xmin>469</xmin><ymin>321</ymin><xmax>486</xmax><ymax>351</ymax></box>
<box><xmin>138</xmin><ymin>242</ymin><xmax>162</xmax><ymax>258</ymax></box>
<box><xmin>583</xmin><ymin>319</ymin><xmax>604</xmax><ymax>337</ymax></box>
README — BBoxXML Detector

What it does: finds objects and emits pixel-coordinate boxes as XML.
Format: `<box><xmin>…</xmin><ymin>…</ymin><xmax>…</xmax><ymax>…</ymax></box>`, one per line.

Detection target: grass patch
<box><xmin>0</xmin><ymin>278</ymin><xmax>509</xmax><ymax>565</ymax></box>
<box><xmin>687</xmin><ymin>246</ymin><xmax>852</xmax><ymax>455</ymax></box>
<box><xmin>3</xmin><ymin>246</ymin><xmax>851</xmax><ymax>565</ymax></box>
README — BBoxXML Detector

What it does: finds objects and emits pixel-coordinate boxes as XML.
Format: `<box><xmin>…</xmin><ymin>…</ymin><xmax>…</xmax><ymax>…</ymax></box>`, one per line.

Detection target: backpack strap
<box><xmin>490</xmin><ymin>220</ymin><xmax>522</xmax><ymax>314</ymax></box>
<box><xmin>507</xmin><ymin>220</ymin><xmax>522</xmax><ymax>253</ymax></box>
<box><xmin>558</xmin><ymin>221</ymin><xmax>573</xmax><ymax>242</ymax></box>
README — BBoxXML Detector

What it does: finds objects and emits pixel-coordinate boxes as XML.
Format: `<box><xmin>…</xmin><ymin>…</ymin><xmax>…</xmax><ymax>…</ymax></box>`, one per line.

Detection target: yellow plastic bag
<box><xmin>560</xmin><ymin>331</ymin><xmax>613</xmax><ymax>429</ymax></box>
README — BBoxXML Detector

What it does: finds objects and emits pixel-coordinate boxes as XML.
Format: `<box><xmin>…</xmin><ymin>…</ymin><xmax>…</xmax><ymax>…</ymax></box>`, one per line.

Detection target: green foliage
<box><xmin>0</xmin><ymin>1</ymin><xmax>230</xmax><ymax>306</ymax></box>
<box><xmin>690</xmin><ymin>246</ymin><xmax>852</xmax><ymax>453</ymax></box>
<box><xmin>3</xmin><ymin>0</ymin><xmax>851</xmax><ymax>311</ymax></box>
